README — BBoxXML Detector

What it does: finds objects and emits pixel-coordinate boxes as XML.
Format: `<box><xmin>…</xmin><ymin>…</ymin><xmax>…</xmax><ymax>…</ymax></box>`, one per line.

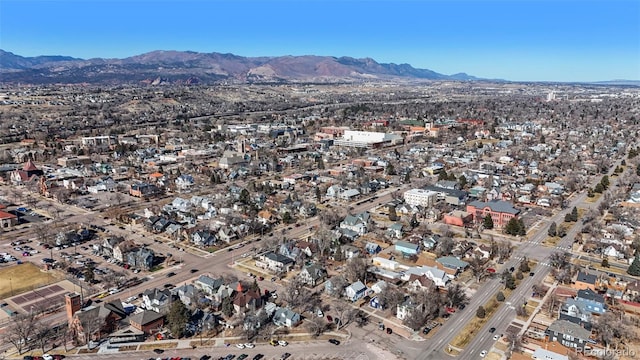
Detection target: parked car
<box><xmin>480</xmin><ymin>350</ymin><xmax>487</xmax><ymax>358</ymax></box>
<box><xmin>386</xmin><ymin>327</ymin><xmax>393</xmax><ymax>334</ymax></box>
<box><xmin>489</xmin><ymin>327</ymin><xmax>496</xmax><ymax>333</ymax></box>
<box><xmin>281</xmin><ymin>353</ymin><xmax>291</xmax><ymax>360</ymax></box>
<box><xmin>166</xmin><ymin>272</ymin><xmax>176</xmax><ymax>278</ymax></box>
<box><xmin>328</xmin><ymin>339</ymin><xmax>340</xmax><ymax>345</ymax></box>
<box><xmin>278</xmin><ymin>340</ymin><xmax>288</xmax><ymax>346</ymax></box>
<box><xmin>235</xmin><ymin>343</ymin><xmax>245</xmax><ymax>349</ymax></box>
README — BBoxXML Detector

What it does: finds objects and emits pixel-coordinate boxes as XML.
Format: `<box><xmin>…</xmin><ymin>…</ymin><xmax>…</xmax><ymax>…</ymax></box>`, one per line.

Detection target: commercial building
<box><xmin>403</xmin><ymin>189</ymin><xmax>438</xmax><ymax>207</ymax></box>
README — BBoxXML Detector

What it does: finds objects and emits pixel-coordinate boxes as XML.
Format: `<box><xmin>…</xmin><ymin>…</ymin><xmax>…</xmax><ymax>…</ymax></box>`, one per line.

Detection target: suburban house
<box><xmin>126</xmin><ymin>247</ymin><xmax>155</xmax><ymax>270</ymax></box>
<box><xmin>436</xmin><ymin>256</ymin><xmax>469</xmax><ymax>276</ymax></box>
<box><xmin>175</xmin><ymin>174</ymin><xmax>195</xmax><ymax>190</ymax></box>
<box><xmin>298</xmin><ymin>264</ymin><xmax>328</xmax><ymax>286</ymax></box>
<box><xmin>142</xmin><ymin>288</ymin><xmax>173</xmax><ymax>315</ymax></box>
<box><xmin>574</xmin><ymin>271</ymin><xmax>597</xmax><ymax>291</ymax></box>
<box><xmin>407</xmin><ymin>274</ymin><xmax>435</xmax><ymax>292</ymax></box>
<box><xmin>339</xmin><ymin>212</ymin><xmax>371</xmax><ymax>235</ymax></box>
<box><xmin>191</xmin><ymin>231</ymin><xmax>217</xmax><ymax>247</ymax></box>
<box><xmin>365</xmin><ymin>242</ymin><xmax>382</xmax><ymax>255</ymax></box>
<box><xmin>255</xmin><ymin>252</ymin><xmax>294</xmax><ymax>273</ymax></box>
<box><xmin>113</xmin><ymin>240</ymin><xmax>137</xmax><ymax>262</ymax></box>
<box><xmin>345</xmin><ymin>280</ymin><xmax>368</xmax><ymax>302</ymax></box>
<box><xmin>129</xmin><ymin>310</ymin><xmax>165</xmax><ymax>335</ymax></box>
<box><xmin>395</xmin><ymin>240</ymin><xmax>420</xmax><ymax>256</ymax></box>
<box><xmin>273</xmin><ymin>307</ymin><xmax>301</xmax><ymax>328</ymax></box>
<box><xmin>396</xmin><ymin>298</ymin><xmax>420</xmax><ymax>320</ymax></box>
<box><xmin>574</xmin><ymin>289</ymin><xmax>607</xmax><ymax>315</ymax></box>
<box><xmin>175</xmin><ymin>284</ymin><xmax>199</xmax><ymax>307</ymax></box>
<box><xmin>466</xmin><ymin>200</ymin><xmax>520</xmax><ymax>229</ymax></box>
<box><xmin>195</xmin><ymin>275</ymin><xmax>224</xmax><ymax>296</ymax></box>
<box><xmin>387</xmin><ymin>223</ymin><xmax>403</xmax><ymax>239</ymax></box>
<box><xmin>546</xmin><ymin>319</ymin><xmax>595</xmax><ymax>349</ymax></box>
<box><xmin>560</xmin><ymin>298</ymin><xmax>594</xmax><ymax>330</ymax></box>
<box><xmin>401</xmin><ymin>266</ymin><xmax>450</xmax><ymax>288</ymax></box>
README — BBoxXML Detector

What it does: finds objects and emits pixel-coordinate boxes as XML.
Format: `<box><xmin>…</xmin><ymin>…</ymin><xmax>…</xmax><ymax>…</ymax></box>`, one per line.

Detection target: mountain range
<box><xmin>0</xmin><ymin>49</ymin><xmax>479</xmax><ymax>85</ymax></box>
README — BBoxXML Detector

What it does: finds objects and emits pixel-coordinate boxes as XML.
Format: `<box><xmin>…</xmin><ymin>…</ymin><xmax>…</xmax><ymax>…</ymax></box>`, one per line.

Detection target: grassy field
<box><xmin>0</xmin><ymin>262</ymin><xmax>59</xmax><ymax>299</ymax></box>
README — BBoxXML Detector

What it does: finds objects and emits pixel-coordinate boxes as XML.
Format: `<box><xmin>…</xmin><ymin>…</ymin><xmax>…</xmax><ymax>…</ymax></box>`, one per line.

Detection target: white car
<box><xmin>493</xmin><ymin>334</ymin><xmax>500</xmax><ymax>341</ymax></box>
<box><xmin>317</xmin><ymin>310</ymin><xmax>324</xmax><ymax>317</ymax></box>
<box><xmin>479</xmin><ymin>350</ymin><xmax>487</xmax><ymax>358</ymax></box>
<box><xmin>244</xmin><ymin>343</ymin><xmax>255</xmax><ymax>348</ymax></box>
<box><xmin>278</xmin><ymin>340</ymin><xmax>288</xmax><ymax>346</ymax></box>
<box><xmin>42</xmin><ymin>354</ymin><xmax>53</xmax><ymax>360</ymax></box>
<box><xmin>235</xmin><ymin>343</ymin><xmax>245</xmax><ymax>349</ymax></box>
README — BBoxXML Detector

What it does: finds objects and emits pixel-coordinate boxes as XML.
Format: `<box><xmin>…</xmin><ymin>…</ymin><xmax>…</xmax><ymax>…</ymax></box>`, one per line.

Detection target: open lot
<box><xmin>0</xmin><ymin>262</ymin><xmax>60</xmax><ymax>300</ymax></box>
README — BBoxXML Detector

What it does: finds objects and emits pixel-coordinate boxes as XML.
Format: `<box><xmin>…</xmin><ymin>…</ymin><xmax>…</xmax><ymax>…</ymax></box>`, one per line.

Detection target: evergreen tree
<box><xmin>476</xmin><ymin>306</ymin><xmax>486</xmax><ymax>318</ymax></box>
<box><xmin>458</xmin><ymin>175</ymin><xmax>468</xmax><ymax>189</ymax></box>
<box><xmin>483</xmin><ymin>215</ymin><xmax>494</xmax><ymax>230</ymax></box>
<box><xmin>438</xmin><ymin>169</ymin><xmax>449</xmax><ymax>181</ymax></box>
<box><xmin>221</xmin><ymin>297</ymin><xmax>234</xmax><ymax>318</ymax></box>
<box><xmin>404</xmin><ymin>171</ymin><xmax>411</xmax><ymax>183</ymax></box>
<box><xmin>600</xmin><ymin>175</ymin><xmax>609</xmax><ymax>189</ymax></box>
<box><xmin>548</xmin><ymin>222</ymin><xmax>557</xmax><ymax>237</ymax></box>
<box><xmin>601</xmin><ymin>258</ymin><xmax>610</xmax><ymax>268</ymax></box>
<box><xmin>518</xmin><ymin>219</ymin><xmax>526</xmax><ymax>236</ymax></box>
<box><xmin>594</xmin><ymin>183</ymin><xmax>604</xmax><ymax>193</ymax></box>
<box><xmin>571</xmin><ymin>207</ymin><xmax>579</xmax><ymax>222</ymax></box>
<box><xmin>167</xmin><ymin>300</ymin><xmax>191</xmax><ymax>338</ymax></box>
<box><xmin>385</xmin><ymin>164</ymin><xmax>396</xmax><ymax>176</ymax></box>
<box><xmin>496</xmin><ymin>291</ymin><xmax>505</xmax><ymax>302</ymax></box>
<box><xmin>505</xmin><ymin>275</ymin><xmax>517</xmax><ymax>290</ymax></box>
<box><xmin>627</xmin><ymin>255</ymin><xmax>640</xmax><ymax>276</ymax></box>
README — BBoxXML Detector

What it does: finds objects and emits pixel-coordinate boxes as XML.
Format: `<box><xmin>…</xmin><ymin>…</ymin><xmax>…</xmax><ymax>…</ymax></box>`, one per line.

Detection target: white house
<box><xmin>345</xmin><ymin>281</ymin><xmax>368</xmax><ymax>302</ymax></box>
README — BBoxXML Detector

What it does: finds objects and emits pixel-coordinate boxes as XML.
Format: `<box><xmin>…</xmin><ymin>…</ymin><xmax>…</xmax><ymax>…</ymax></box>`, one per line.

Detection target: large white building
<box><xmin>333</xmin><ymin>130</ymin><xmax>402</xmax><ymax>148</ymax></box>
<box><xmin>403</xmin><ymin>189</ymin><xmax>438</xmax><ymax>207</ymax></box>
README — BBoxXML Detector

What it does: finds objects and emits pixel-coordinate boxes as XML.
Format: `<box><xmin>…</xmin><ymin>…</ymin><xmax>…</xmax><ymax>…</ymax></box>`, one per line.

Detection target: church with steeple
<box><xmin>10</xmin><ymin>159</ymin><xmax>44</xmax><ymax>185</ymax></box>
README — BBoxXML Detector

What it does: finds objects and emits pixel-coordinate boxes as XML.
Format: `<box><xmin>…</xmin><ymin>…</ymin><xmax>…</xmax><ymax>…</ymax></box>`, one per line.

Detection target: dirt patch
<box><xmin>138</xmin><ymin>342</ymin><xmax>178</xmax><ymax>350</ymax></box>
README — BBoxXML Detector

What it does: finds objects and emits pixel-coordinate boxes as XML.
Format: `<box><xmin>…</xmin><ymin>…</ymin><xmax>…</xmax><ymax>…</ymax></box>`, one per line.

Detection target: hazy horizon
<box><xmin>1</xmin><ymin>0</ymin><xmax>639</xmax><ymax>82</ymax></box>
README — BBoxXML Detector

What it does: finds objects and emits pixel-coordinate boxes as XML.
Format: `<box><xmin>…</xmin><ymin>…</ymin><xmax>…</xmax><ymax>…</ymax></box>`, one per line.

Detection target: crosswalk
<box><xmin>513</xmin><ymin>256</ymin><xmax>552</xmax><ymax>267</ymax></box>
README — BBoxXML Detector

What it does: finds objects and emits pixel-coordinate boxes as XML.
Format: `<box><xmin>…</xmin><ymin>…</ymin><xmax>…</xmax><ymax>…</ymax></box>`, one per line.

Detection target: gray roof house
<box><xmin>195</xmin><ymin>275</ymin><xmax>224</xmax><ymax>296</ymax></box>
<box><xmin>546</xmin><ymin>319</ymin><xmax>595</xmax><ymax>349</ymax></box>
<box><xmin>298</xmin><ymin>264</ymin><xmax>328</xmax><ymax>286</ymax></box>
<box><xmin>345</xmin><ymin>280</ymin><xmax>368</xmax><ymax>302</ymax></box>
<box><xmin>273</xmin><ymin>307</ymin><xmax>301</xmax><ymax>328</ymax></box>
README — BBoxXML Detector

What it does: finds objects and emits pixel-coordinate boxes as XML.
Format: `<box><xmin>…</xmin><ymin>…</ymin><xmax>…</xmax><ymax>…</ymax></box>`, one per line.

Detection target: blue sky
<box><xmin>1</xmin><ymin>0</ymin><xmax>639</xmax><ymax>82</ymax></box>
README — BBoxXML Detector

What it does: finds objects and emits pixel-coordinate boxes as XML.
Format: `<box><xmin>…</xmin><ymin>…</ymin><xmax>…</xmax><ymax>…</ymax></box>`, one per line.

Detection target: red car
<box><xmin>326</xmin><ymin>315</ymin><xmax>333</xmax><ymax>323</ymax></box>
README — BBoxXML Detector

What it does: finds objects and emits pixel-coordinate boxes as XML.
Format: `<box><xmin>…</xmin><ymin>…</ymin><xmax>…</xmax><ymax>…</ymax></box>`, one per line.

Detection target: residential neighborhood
<box><xmin>0</xmin><ymin>80</ymin><xmax>639</xmax><ymax>360</ymax></box>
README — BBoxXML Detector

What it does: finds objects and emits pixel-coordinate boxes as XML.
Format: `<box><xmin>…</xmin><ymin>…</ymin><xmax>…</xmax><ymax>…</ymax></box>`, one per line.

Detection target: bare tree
<box><xmin>445</xmin><ymin>283</ymin><xmax>469</xmax><ymax>308</ymax></box>
<box><xmin>333</xmin><ymin>300</ymin><xmax>355</xmax><ymax>330</ymax></box>
<box><xmin>344</xmin><ymin>256</ymin><xmax>369</xmax><ymax>283</ymax></box>
<box><xmin>281</xmin><ymin>277</ymin><xmax>311</xmax><ymax>309</ymax></box>
<box><xmin>305</xmin><ymin>316</ymin><xmax>330</xmax><ymax>337</ymax></box>
<box><xmin>377</xmin><ymin>284</ymin><xmax>405</xmax><ymax>311</ymax></box>
<box><xmin>5</xmin><ymin>312</ymin><xmax>38</xmax><ymax>354</ymax></box>
<box><xmin>33</xmin><ymin>321</ymin><xmax>53</xmax><ymax>354</ymax></box>
<box><xmin>468</xmin><ymin>255</ymin><xmax>489</xmax><ymax>283</ymax></box>
<box><xmin>505</xmin><ymin>330</ymin><xmax>523</xmax><ymax>357</ymax></box>
<box><xmin>403</xmin><ymin>306</ymin><xmax>429</xmax><ymax>331</ymax></box>
<box><xmin>435</xmin><ymin>237</ymin><xmax>454</xmax><ymax>257</ymax></box>
<box><xmin>592</xmin><ymin>311</ymin><xmax>637</xmax><ymax>350</ymax></box>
